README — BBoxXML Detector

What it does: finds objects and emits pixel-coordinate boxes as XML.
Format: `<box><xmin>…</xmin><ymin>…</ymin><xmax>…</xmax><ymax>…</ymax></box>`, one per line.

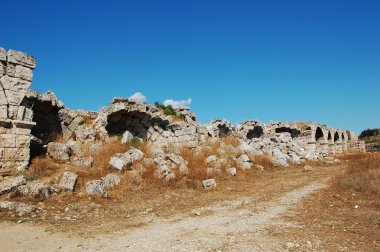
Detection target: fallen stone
<box><xmin>202</xmin><ymin>179</ymin><xmax>216</xmax><ymax>189</ymax></box>
<box><xmin>102</xmin><ymin>173</ymin><xmax>121</xmax><ymax>188</ymax></box>
<box><xmin>71</xmin><ymin>156</ymin><xmax>93</xmax><ymax>167</ymax></box>
<box><xmin>205</xmin><ymin>155</ymin><xmax>217</xmax><ymax>165</ymax></box>
<box><xmin>303</xmin><ymin>165</ymin><xmax>314</xmax><ymax>172</ymax></box>
<box><xmin>47</xmin><ymin>142</ymin><xmax>70</xmax><ymax>162</ymax></box>
<box><xmin>0</xmin><ymin>175</ymin><xmax>26</xmax><ymax>195</ymax></box>
<box><xmin>85</xmin><ymin>180</ymin><xmax>108</xmax><ymax>197</ymax></box>
<box><xmin>121</xmin><ymin>130</ymin><xmax>134</xmax><ymax>144</ymax></box>
<box><xmin>0</xmin><ymin>201</ymin><xmax>35</xmax><ymax>215</ymax></box>
<box><xmin>59</xmin><ymin>172</ymin><xmax>78</xmax><ymax>191</ymax></box>
<box><xmin>109</xmin><ymin>148</ymin><xmax>144</xmax><ymax>171</ymax></box>
<box><xmin>17</xmin><ymin>181</ymin><xmax>51</xmax><ymax>199</ymax></box>
<box><xmin>226</xmin><ymin>167</ymin><xmax>237</xmax><ymax>176</ymax></box>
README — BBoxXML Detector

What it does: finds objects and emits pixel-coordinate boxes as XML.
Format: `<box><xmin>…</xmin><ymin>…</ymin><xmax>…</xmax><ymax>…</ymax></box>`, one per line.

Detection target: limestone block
<box><xmin>102</xmin><ymin>173</ymin><xmax>121</xmax><ymax>188</ymax></box>
<box><xmin>68</xmin><ymin>116</ymin><xmax>84</xmax><ymax>131</ymax></box>
<box><xmin>0</xmin><ymin>75</ymin><xmax>31</xmax><ymax>93</ymax></box>
<box><xmin>0</xmin><ymin>62</ymin><xmax>5</xmax><ymax>76</ymax></box>
<box><xmin>15</xmin><ymin>65</ymin><xmax>33</xmax><ymax>81</ymax></box>
<box><xmin>7</xmin><ymin>49</ymin><xmax>36</xmax><ymax>69</ymax></box>
<box><xmin>0</xmin><ymin>106</ymin><xmax>7</xmax><ymax>119</ymax></box>
<box><xmin>16</xmin><ymin>135</ymin><xmax>30</xmax><ymax>148</ymax></box>
<box><xmin>5</xmin><ymin>63</ymin><xmax>16</xmax><ymax>77</ymax></box>
<box><xmin>0</xmin><ymin>201</ymin><xmax>35</xmax><ymax>215</ymax></box>
<box><xmin>47</xmin><ymin>142</ymin><xmax>70</xmax><ymax>162</ymax></box>
<box><xmin>202</xmin><ymin>179</ymin><xmax>216</xmax><ymax>189</ymax></box>
<box><xmin>85</xmin><ymin>180</ymin><xmax>108</xmax><ymax>197</ymax></box>
<box><xmin>0</xmin><ymin>90</ymin><xmax>7</xmax><ymax>105</ymax></box>
<box><xmin>4</xmin><ymin>148</ymin><xmax>29</xmax><ymax>161</ymax></box>
<box><xmin>14</xmin><ymin>127</ymin><xmax>31</xmax><ymax>136</ymax></box>
<box><xmin>66</xmin><ymin>140</ymin><xmax>82</xmax><ymax>156</ymax></box>
<box><xmin>74</xmin><ymin>125</ymin><xmax>95</xmax><ymax>143</ymax></box>
<box><xmin>71</xmin><ymin>156</ymin><xmax>93</xmax><ymax>167</ymax></box>
<box><xmin>0</xmin><ymin>134</ymin><xmax>16</xmax><ymax>148</ymax></box>
<box><xmin>5</xmin><ymin>90</ymin><xmax>25</xmax><ymax>105</ymax></box>
<box><xmin>226</xmin><ymin>167</ymin><xmax>237</xmax><ymax>176</ymax></box>
<box><xmin>121</xmin><ymin>130</ymin><xmax>133</xmax><ymax>144</ymax></box>
<box><xmin>7</xmin><ymin>105</ymin><xmax>19</xmax><ymax>119</ymax></box>
<box><xmin>17</xmin><ymin>181</ymin><xmax>51</xmax><ymax>199</ymax></box>
<box><xmin>59</xmin><ymin>172</ymin><xmax>78</xmax><ymax>191</ymax></box>
<box><xmin>0</xmin><ymin>48</ymin><xmax>6</xmax><ymax>61</ymax></box>
<box><xmin>0</xmin><ymin>175</ymin><xmax>26</xmax><ymax>195</ymax></box>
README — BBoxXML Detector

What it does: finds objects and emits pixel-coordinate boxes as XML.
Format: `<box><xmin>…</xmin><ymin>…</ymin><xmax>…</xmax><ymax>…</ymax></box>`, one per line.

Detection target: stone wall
<box><xmin>0</xmin><ymin>48</ymin><xmax>36</xmax><ymax>171</ymax></box>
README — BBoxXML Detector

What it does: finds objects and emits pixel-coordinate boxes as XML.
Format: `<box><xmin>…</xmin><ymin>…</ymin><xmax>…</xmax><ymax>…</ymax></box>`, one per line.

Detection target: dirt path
<box><xmin>0</xmin><ymin>181</ymin><xmax>326</xmax><ymax>252</ymax></box>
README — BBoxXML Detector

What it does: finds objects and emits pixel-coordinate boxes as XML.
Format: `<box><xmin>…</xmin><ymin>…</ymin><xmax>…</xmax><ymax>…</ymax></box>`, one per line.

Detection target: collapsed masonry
<box><xmin>0</xmin><ymin>48</ymin><xmax>365</xmax><ymax>172</ymax></box>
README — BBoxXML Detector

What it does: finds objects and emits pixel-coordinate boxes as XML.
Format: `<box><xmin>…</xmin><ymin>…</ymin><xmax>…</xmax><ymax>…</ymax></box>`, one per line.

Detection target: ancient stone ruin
<box><xmin>0</xmin><ymin>48</ymin><xmax>36</xmax><ymax>171</ymax></box>
<box><xmin>0</xmin><ymin>47</ymin><xmax>365</xmax><ymax>174</ymax></box>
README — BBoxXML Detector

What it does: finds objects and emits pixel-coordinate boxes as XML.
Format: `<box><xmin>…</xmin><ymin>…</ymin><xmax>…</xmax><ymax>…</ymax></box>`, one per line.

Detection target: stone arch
<box><xmin>341</xmin><ymin>132</ymin><xmax>345</xmax><ymax>142</ymax></box>
<box><xmin>105</xmin><ymin>110</ymin><xmax>167</xmax><ymax>139</ymax></box>
<box><xmin>246</xmin><ymin>126</ymin><xmax>264</xmax><ymax>139</ymax></box>
<box><xmin>315</xmin><ymin>127</ymin><xmax>324</xmax><ymax>142</ymax></box>
<box><xmin>327</xmin><ymin>131</ymin><xmax>332</xmax><ymax>141</ymax></box>
<box><xmin>334</xmin><ymin>131</ymin><xmax>340</xmax><ymax>142</ymax></box>
<box><xmin>275</xmin><ymin>127</ymin><xmax>301</xmax><ymax>138</ymax></box>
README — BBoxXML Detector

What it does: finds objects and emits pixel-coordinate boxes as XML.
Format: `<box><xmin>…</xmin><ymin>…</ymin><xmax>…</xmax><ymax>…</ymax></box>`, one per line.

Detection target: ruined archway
<box><xmin>28</xmin><ymin>97</ymin><xmax>63</xmax><ymax>158</ymax></box>
<box><xmin>275</xmin><ymin>127</ymin><xmax>301</xmax><ymax>138</ymax></box>
<box><xmin>217</xmin><ymin>125</ymin><xmax>232</xmax><ymax>138</ymax></box>
<box><xmin>327</xmin><ymin>131</ymin><xmax>332</xmax><ymax>141</ymax></box>
<box><xmin>247</xmin><ymin>126</ymin><xmax>264</xmax><ymax>139</ymax></box>
<box><xmin>315</xmin><ymin>127</ymin><xmax>324</xmax><ymax>142</ymax></box>
<box><xmin>341</xmin><ymin>132</ymin><xmax>345</xmax><ymax>141</ymax></box>
<box><xmin>105</xmin><ymin>110</ymin><xmax>164</xmax><ymax>139</ymax></box>
<box><xmin>334</xmin><ymin>132</ymin><xmax>340</xmax><ymax>142</ymax></box>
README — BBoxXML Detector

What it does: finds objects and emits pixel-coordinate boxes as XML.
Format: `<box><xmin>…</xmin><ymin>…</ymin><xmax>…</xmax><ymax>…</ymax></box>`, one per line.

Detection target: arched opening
<box><xmin>346</xmin><ymin>130</ymin><xmax>351</xmax><ymax>141</ymax></box>
<box><xmin>315</xmin><ymin>127</ymin><xmax>324</xmax><ymax>142</ymax></box>
<box><xmin>29</xmin><ymin>98</ymin><xmax>63</xmax><ymax>159</ymax></box>
<box><xmin>247</xmin><ymin>126</ymin><xmax>263</xmax><ymax>139</ymax></box>
<box><xmin>217</xmin><ymin>125</ymin><xmax>231</xmax><ymax>138</ymax></box>
<box><xmin>275</xmin><ymin>127</ymin><xmax>301</xmax><ymax>138</ymax></box>
<box><xmin>341</xmin><ymin>132</ymin><xmax>345</xmax><ymax>141</ymax></box>
<box><xmin>327</xmin><ymin>131</ymin><xmax>332</xmax><ymax>140</ymax></box>
<box><xmin>105</xmin><ymin>110</ymin><xmax>168</xmax><ymax>139</ymax></box>
<box><xmin>334</xmin><ymin>132</ymin><xmax>339</xmax><ymax>142</ymax></box>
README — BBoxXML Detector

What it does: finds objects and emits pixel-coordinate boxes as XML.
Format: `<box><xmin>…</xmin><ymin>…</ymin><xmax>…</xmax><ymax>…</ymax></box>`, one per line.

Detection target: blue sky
<box><xmin>1</xmin><ymin>0</ymin><xmax>379</xmax><ymax>134</ymax></box>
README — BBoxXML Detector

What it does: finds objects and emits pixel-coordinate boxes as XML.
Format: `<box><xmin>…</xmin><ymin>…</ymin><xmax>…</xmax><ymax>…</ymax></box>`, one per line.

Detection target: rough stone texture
<box><xmin>71</xmin><ymin>156</ymin><xmax>93</xmax><ymax>167</ymax></box>
<box><xmin>226</xmin><ymin>167</ymin><xmax>237</xmax><ymax>176</ymax></box>
<box><xmin>85</xmin><ymin>180</ymin><xmax>108</xmax><ymax>197</ymax></box>
<box><xmin>0</xmin><ymin>48</ymin><xmax>36</xmax><ymax>171</ymax></box>
<box><xmin>17</xmin><ymin>181</ymin><xmax>51</xmax><ymax>199</ymax></box>
<box><xmin>102</xmin><ymin>173</ymin><xmax>121</xmax><ymax>188</ymax></box>
<box><xmin>47</xmin><ymin>142</ymin><xmax>70</xmax><ymax>162</ymax></box>
<box><xmin>0</xmin><ymin>175</ymin><xmax>26</xmax><ymax>195</ymax></box>
<box><xmin>202</xmin><ymin>179</ymin><xmax>216</xmax><ymax>189</ymax></box>
<box><xmin>59</xmin><ymin>172</ymin><xmax>78</xmax><ymax>191</ymax></box>
<box><xmin>7</xmin><ymin>49</ymin><xmax>36</xmax><ymax>69</ymax></box>
<box><xmin>0</xmin><ymin>201</ymin><xmax>35</xmax><ymax>215</ymax></box>
<box><xmin>109</xmin><ymin>148</ymin><xmax>144</xmax><ymax>171</ymax></box>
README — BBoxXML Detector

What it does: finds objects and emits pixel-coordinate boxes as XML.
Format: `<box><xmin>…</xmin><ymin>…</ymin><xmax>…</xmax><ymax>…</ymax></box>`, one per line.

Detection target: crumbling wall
<box><xmin>0</xmin><ymin>48</ymin><xmax>36</xmax><ymax>171</ymax></box>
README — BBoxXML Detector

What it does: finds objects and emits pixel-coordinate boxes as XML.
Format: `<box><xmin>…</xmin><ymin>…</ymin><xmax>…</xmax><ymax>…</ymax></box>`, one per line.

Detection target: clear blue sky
<box><xmin>2</xmin><ymin>0</ymin><xmax>379</xmax><ymax>134</ymax></box>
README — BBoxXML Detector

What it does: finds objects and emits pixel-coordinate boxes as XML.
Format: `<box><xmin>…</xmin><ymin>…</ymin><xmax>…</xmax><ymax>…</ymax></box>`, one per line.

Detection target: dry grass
<box><xmin>272</xmin><ymin>152</ymin><xmax>380</xmax><ymax>251</ymax></box>
<box><xmin>28</xmin><ymin>157</ymin><xmax>61</xmax><ymax>178</ymax></box>
<box><xmin>333</xmin><ymin>152</ymin><xmax>380</xmax><ymax>206</ymax></box>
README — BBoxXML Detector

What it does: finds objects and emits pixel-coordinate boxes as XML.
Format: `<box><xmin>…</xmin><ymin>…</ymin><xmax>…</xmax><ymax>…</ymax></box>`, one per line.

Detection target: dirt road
<box><xmin>0</xmin><ymin>182</ymin><xmax>326</xmax><ymax>252</ymax></box>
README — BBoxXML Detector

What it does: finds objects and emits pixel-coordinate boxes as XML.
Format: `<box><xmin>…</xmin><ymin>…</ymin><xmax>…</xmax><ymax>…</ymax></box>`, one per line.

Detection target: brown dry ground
<box><xmin>0</xmin><ymin>152</ymin><xmax>379</xmax><ymax>251</ymax></box>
